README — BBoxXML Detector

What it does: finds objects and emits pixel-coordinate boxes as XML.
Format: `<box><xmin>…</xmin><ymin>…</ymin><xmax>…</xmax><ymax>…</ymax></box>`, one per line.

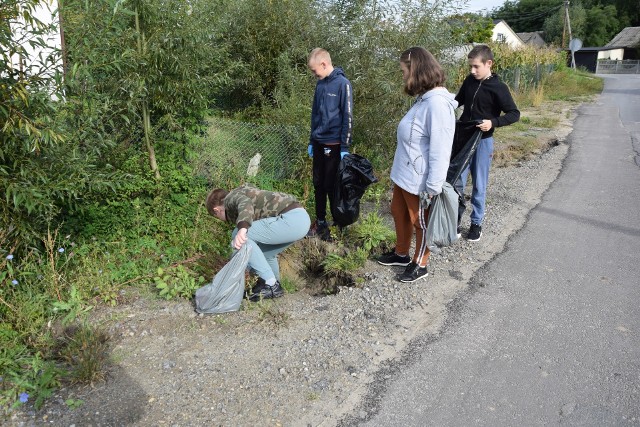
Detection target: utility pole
<box><xmin>563</xmin><ymin>0</ymin><xmax>573</xmax><ymax>49</ymax></box>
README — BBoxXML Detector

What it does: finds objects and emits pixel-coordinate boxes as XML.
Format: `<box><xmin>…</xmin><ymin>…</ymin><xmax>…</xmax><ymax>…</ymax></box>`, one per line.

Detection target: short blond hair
<box><xmin>308</xmin><ymin>48</ymin><xmax>332</xmax><ymax>65</ymax></box>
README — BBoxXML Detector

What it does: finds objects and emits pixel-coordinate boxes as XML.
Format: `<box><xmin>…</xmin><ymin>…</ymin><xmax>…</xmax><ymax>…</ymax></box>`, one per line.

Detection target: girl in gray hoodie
<box><xmin>378</xmin><ymin>47</ymin><xmax>457</xmax><ymax>283</ymax></box>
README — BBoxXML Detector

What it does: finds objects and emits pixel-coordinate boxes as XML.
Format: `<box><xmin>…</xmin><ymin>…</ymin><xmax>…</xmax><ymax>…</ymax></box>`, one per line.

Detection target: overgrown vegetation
<box><xmin>1</xmin><ymin>0</ymin><xmax>602</xmax><ymax>414</ymax></box>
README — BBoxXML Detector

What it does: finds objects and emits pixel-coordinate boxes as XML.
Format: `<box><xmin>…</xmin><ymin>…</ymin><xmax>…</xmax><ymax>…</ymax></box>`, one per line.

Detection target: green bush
<box><xmin>349</xmin><ymin>211</ymin><xmax>396</xmax><ymax>253</ymax></box>
<box><xmin>154</xmin><ymin>265</ymin><xmax>205</xmax><ymax>300</ymax></box>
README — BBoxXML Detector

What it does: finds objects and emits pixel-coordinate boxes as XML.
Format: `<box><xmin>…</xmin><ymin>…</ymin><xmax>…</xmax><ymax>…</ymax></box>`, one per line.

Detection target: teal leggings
<box><xmin>231</xmin><ymin>208</ymin><xmax>310</xmax><ymax>281</ymax></box>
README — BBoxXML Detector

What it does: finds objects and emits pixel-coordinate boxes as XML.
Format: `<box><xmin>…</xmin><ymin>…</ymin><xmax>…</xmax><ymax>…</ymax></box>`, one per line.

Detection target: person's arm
<box><xmin>340</xmin><ymin>79</ymin><xmax>353</xmax><ymax>152</ymax></box>
<box><xmin>491</xmin><ymin>83</ymin><xmax>520</xmax><ymax>128</ymax></box>
<box><xmin>231</xmin><ymin>194</ymin><xmax>254</xmax><ymax>249</ymax></box>
<box><xmin>309</xmin><ymin>86</ymin><xmax>319</xmax><ymax>146</ymax></box>
<box><xmin>454</xmin><ymin>78</ymin><xmax>466</xmax><ymax>108</ymax></box>
<box><xmin>234</xmin><ymin>194</ymin><xmax>253</xmax><ymax>230</ymax></box>
<box><xmin>456</xmin><ymin>79</ymin><xmax>467</xmax><ymax>108</ymax></box>
<box><xmin>425</xmin><ymin>98</ymin><xmax>455</xmax><ymax>196</ymax></box>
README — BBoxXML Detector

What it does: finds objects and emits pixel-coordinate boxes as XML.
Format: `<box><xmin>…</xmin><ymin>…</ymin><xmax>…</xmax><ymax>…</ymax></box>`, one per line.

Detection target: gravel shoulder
<box><xmin>8</xmin><ymin>101</ymin><xmax>579</xmax><ymax>427</ymax></box>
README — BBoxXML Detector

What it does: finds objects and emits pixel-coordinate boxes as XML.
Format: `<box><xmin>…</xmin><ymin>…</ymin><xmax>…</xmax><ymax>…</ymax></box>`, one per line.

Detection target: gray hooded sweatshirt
<box><xmin>390</xmin><ymin>88</ymin><xmax>458</xmax><ymax>196</ymax></box>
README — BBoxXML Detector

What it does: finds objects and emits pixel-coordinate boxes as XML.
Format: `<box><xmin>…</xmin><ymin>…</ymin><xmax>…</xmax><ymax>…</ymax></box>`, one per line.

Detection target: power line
<box><xmin>492</xmin><ymin>4</ymin><xmax>562</xmax><ymax>24</ymax></box>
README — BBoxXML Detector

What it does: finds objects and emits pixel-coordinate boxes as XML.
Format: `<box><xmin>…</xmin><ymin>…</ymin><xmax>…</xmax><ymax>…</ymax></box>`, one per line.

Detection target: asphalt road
<box><xmin>352</xmin><ymin>75</ymin><xmax>640</xmax><ymax>426</ymax></box>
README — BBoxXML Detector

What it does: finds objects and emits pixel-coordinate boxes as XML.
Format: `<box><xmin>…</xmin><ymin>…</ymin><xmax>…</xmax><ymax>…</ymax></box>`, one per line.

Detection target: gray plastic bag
<box><xmin>422</xmin><ymin>182</ymin><xmax>459</xmax><ymax>252</ymax></box>
<box><xmin>195</xmin><ymin>244</ymin><xmax>251</xmax><ymax>314</ymax></box>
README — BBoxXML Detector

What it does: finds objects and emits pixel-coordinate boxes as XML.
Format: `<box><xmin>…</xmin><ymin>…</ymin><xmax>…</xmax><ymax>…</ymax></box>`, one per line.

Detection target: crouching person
<box><xmin>206</xmin><ymin>184</ymin><xmax>310</xmax><ymax>301</ymax></box>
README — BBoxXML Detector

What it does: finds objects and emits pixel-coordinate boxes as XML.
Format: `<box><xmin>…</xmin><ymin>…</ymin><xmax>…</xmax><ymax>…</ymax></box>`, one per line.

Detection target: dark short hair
<box><xmin>205</xmin><ymin>188</ymin><xmax>228</xmax><ymax>216</ymax></box>
<box><xmin>468</xmin><ymin>45</ymin><xmax>494</xmax><ymax>63</ymax></box>
<box><xmin>400</xmin><ymin>47</ymin><xmax>446</xmax><ymax>97</ymax></box>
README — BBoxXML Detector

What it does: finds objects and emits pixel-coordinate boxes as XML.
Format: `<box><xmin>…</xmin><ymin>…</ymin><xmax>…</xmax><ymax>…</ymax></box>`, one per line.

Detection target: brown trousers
<box><xmin>390</xmin><ymin>185</ymin><xmax>430</xmax><ymax>267</ymax></box>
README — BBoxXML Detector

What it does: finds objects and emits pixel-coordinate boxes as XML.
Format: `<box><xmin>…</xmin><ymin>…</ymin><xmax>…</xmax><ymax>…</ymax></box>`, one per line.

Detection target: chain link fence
<box><xmin>193</xmin><ymin>117</ymin><xmax>309</xmax><ymax>188</ymax></box>
<box><xmin>194</xmin><ymin>62</ymin><xmax>558</xmax><ymax>187</ymax></box>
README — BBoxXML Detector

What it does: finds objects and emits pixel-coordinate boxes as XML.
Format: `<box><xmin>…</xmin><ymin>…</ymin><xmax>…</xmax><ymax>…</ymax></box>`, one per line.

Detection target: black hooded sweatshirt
<box><xmin>455</xmin><ymin>73</ymin><xmax>520</xmax><ymax>138</ymax></box>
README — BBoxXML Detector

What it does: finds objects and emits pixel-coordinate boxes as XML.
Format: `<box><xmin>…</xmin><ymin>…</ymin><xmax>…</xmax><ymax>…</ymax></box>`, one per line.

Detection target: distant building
<box><xmin>605</xmin><ymin>27</ymin><xmax>640</xmax><ymax>59</ymax></box>
<box><xmin>570</xmin><ymin>47</ymin><xmax>625</xmax><ymax>72</ymax></box>
<box><xmin>516</xmin><ymin>32</ymin><xmax>546</xmax><ymax>48</ymax></box>
<box><xmin>441</xmin><ymin>19</ymin><xmax>525</xmax><ymax>64</ymax></box>
<box><xmin>492</xmin><ymin>20</ymin><xmax>524</xmax><ymax>48</ymax></box>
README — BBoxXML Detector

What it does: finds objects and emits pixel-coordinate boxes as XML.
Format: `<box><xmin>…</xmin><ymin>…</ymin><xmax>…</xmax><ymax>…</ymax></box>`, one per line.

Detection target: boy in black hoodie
<box><xmin>454</xmin><ymin>45</ymin><xmax>520</xmax><ymax>241</ymax></box>
<box><xmin>306</xmin><ymin>48</ymin><xmax>353</xmax><ymax>240</ymax></box>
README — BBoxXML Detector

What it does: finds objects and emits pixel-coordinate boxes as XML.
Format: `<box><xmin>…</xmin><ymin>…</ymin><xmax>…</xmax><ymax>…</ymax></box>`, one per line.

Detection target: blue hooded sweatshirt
<box><xmin>310</xmin><ymin>67</ymin><xmax>353</xmax><ymax>151</ymax></box>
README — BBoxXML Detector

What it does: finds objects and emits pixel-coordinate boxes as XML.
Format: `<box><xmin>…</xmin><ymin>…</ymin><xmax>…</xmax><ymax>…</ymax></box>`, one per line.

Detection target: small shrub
<box><xmin>154</xmin><ymin>265</ymin><xmax>204</xmax><ymax>300</ymax></box>
<box><xmin>65</xmin><ymin>398</ymin><xmax>84</xmax><ymax>409</ymax></box>
<box><xmin>51</xmin><ymin>286</ymin><xmax>94</xmax><ymax>325</ymax></box>
<box><xmin>349</xmin><ymin>212</ymin><xmax>395</xmax><ymax>253</ymax></box>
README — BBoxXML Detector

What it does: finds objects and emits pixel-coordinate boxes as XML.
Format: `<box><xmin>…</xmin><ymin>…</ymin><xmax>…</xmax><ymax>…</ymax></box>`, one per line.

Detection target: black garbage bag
<box><xmin>446</xmin><ymin>120</ymin><xmax>483</xmax><ymax>185</ymax></box>
<box><xmin>332</xmin><ymin>153</ymin><xmax>378</xmax><ymax>228</ymax></box>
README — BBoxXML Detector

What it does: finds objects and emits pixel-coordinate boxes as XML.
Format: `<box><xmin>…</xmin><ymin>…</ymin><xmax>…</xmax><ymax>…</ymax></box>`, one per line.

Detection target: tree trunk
<box><xmin>135</xmin><ymin>5</ymin><xmax>160</xmax><ymax>179</ymax></box>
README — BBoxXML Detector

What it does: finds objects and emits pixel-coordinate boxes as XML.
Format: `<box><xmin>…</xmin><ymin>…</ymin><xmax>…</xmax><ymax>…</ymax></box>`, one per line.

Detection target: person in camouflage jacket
<box><xmin>206</xmin><ymin>184</ymin><xmax>310</xmax><ymax>301</ymax></box>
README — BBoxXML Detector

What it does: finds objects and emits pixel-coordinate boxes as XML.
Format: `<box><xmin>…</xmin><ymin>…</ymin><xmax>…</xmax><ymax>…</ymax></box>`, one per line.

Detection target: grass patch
<box><xmin>544</xmin><ymin>68</ymin><xmax>604</xmax><ymax>100</ymax></box>
<box><xmin>279</xmin><ymin>276</ymin><xmax>298</xmax><ymax>294</ymax></box>
<box><xmin>55</xmin><ymin>323</ymin><xmax>111</xmax><ymax>385</ymax></box>
<box><xmin>256</xmin><ymin>301</ymin><xmax>290</xmax><ymax>327</ymax></box>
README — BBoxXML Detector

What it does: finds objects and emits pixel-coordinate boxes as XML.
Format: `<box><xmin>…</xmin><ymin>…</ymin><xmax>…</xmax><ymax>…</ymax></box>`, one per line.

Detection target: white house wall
<box><xmin>492</xmin><ymin>22</ymin><xmax>524</xmax><ymax>48</ymax></box>
<box><xmin>597</xmin><ymin>49</ymin><xmax>624</xmax><ymax>60</ymax></box>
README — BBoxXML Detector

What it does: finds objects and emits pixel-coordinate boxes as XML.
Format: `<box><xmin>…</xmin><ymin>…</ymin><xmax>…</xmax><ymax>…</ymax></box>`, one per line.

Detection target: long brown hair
<box><xmin>205</xmin><ymin>188</ymin><xmax>228</xmax><ymax>216</ymax></box>
<box><xmin>400</xmin><ymin>47</ymin><xmax>446</xmax><ymax>96</ymax></box>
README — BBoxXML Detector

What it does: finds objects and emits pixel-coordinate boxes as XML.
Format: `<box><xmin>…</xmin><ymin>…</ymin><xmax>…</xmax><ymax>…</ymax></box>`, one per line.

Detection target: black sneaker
<box><xmin>248</xmin><ymin>281</ymin><xmax>284</xmax><ymax>302</ymax></box>
<box><xmin>377</xmin><ymin>250</ymin><xmax>411</xmax><ymax>266</ymax></box>
<box><xmin>398</xmin><ymin>262</ymin><xmax>429</xmax><ymax>283</ymax></box>
<box><xmin>468</xmin><ymin>223</ymin><xmax>482</xmax><ymax>241</ymax></box>
<box><xmin>250</xmin><ymin>277</ymin><xmax>266</xmax><ymax>294</ymax></box>
<box><xmin>307</xmin><ymin>220</ymin><xmax>329</xmax><ymax>238</ymax></box>
<box><xmin>318</xmin><ymin>225</ymin><xmax>332</xmax><ymax>242</ymax></box>
<box><xmin>456</xmin><ymin>225</ymin><xmax>462</xmax><ymax>239</ymax></box>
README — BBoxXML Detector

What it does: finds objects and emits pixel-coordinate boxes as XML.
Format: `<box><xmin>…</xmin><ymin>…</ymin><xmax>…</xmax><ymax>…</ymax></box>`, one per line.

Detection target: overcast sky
<box><xmin>465</xmin><ymin>0</ymin><xmax>506</xmax><ymax>13</ymax></box>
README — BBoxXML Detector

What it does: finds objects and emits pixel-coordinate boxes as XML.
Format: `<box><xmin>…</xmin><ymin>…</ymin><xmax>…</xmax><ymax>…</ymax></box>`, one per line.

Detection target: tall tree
<box><xmin>584</xmin><ymin>4</ymin><xmax>620</xmax><ymax>46</ymax></box>
<box><xmin>543</xmin><ymin>2</ymin><xmax>586</xmax><ymax>46</ymax></box>
<box><xmin>493</xmin><ymin>0</ymin><xmax>563</xmax><ymax>32</ymax></box>
<box><xmin>448</xmin><ymin>13</ymin><xmax>494</xmax><ymax>43</ymax></box>
<box><xmin>62</xmin><ymin>0</ymin><xmax>228</xmax><ymax>179</ymax></box>
<box><xmin>1</xmin><ymin>0</ymin><xmax>117</xmax><ymax>247</ymax></box>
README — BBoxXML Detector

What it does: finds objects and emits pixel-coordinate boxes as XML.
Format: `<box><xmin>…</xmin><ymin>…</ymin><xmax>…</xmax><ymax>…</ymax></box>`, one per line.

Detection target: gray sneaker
<box><xmin>248</xmin><ymin>281</ymin><xmax>284</xmax><ymax>302</ymax></box>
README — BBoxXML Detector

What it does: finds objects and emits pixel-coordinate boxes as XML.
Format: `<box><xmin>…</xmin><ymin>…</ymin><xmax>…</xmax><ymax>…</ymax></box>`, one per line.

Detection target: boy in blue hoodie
<box><xmin>307</xmin><ymin>48</ymin><xmax>353</xmax><ymax>240</ymax></box>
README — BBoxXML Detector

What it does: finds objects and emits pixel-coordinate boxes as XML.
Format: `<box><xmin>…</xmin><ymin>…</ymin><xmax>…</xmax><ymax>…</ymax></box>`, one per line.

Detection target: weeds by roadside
<box><xmin>0</xmin><ymin>66</ymin><xmax>603</xmax><ymax>415</ymax></box>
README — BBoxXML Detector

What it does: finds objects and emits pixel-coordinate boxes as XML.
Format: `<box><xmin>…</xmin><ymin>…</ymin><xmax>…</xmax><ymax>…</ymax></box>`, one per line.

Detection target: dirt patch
<box><xmin>6</xmin><ymin>101</ymin><xmax>580</xmax><ymax>427</ymax></box>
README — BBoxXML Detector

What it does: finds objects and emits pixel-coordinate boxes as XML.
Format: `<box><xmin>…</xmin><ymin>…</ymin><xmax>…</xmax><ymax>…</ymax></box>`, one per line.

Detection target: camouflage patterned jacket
<box><xmin>224</xmin><ymin>184</ymin><xmax>300</xmax><ymax>230</ymax></box>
